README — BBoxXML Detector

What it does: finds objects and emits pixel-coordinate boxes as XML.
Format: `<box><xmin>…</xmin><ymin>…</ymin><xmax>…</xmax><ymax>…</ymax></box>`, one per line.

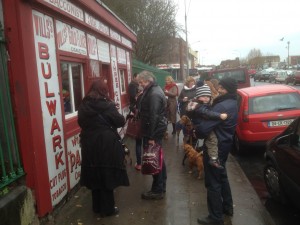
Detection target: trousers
<box><xmin>203</xmin><ymin>150</ymin><xmax>233</xmax><ymax>221</ymax></box>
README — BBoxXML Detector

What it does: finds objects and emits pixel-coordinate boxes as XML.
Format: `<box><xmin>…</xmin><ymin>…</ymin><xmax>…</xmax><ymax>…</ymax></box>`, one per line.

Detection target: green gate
<box><xmin>132</xmin><ymin>59</ymin><xmax>171</xmax><ymax>88</ymax></box>
<box><xmin>0</xmin><ymin>23</ymin><xmax>24</xmax><ymax>195</ymax></box>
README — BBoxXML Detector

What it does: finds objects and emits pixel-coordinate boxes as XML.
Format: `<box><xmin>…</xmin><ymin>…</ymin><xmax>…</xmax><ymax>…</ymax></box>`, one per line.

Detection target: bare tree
<box><xmin>247</xmin><ymin>48</ymin><xmax>263</xmax><ymax>68</ymax></box>
<box><xmin>100</xmin><ymin>0</ymin><xmax>178</xmax><ymax>65</ymax></box>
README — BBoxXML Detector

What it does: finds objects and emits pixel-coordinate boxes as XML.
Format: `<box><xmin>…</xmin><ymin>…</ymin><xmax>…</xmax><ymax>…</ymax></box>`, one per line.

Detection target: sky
<box><xmin>175</xmin><ymin>0</ymin><xmax>299</xmax><ymax>65</ymax></box>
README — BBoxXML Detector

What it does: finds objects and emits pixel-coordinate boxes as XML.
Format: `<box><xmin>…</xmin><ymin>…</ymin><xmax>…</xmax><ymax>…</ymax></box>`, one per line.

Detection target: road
<box><xmin>234</xmin><ymin>79</ymin><xmax>300</xmax><ymax>225</ymax></box>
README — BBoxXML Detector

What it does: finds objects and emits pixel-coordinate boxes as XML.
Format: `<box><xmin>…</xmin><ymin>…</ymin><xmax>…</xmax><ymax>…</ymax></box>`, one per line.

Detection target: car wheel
<box><xmin>263</xmin><ymin>162</ymin><xmax>287</xmax><ymax>204</ymax></box>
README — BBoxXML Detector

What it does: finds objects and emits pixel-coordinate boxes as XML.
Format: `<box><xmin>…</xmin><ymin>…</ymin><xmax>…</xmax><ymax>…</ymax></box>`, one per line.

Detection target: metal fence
<box><xmin>0</xmin><ymin>23</ymin><xmax>24</xmax><ymax>194</ymax></box>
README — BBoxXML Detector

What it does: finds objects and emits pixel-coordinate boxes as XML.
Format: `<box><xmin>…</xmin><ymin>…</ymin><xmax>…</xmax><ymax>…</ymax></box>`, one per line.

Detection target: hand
<box><xmin>183</xmin><ymin>97</ymin><xmax>188</xmax><ymax>102</ymax></box>
<box><xmin>220</xmin><ymin>113</ymin><xmax>228</xmax><ymax>120</ymax></box>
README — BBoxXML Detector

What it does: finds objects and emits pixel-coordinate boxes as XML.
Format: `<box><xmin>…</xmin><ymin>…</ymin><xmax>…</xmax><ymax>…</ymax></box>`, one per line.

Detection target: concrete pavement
<box><xmin>43</xmin><ymin>127</ymin><xmax>275</xmax><ymax>225</ymax></box>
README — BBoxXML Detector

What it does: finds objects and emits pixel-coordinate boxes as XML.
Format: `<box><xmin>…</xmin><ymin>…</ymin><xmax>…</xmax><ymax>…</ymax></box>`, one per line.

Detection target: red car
<box><xmin>233</xmin><ymin>85</ymin><xmax>300</xmax><ymax>154</ymax></box>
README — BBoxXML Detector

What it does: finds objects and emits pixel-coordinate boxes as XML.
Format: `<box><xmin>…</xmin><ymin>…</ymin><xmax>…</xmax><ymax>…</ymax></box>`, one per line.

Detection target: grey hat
<box><xmin>195</xmin><ymin>84</ymin><xmax>211</xmax><ymax>98</ymax></box>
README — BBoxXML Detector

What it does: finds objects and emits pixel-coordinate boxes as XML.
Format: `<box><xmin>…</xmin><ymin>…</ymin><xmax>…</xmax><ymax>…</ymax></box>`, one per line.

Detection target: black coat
<box><xmin>138</xmin><ymin>82</ymin><xmax>167</xmax><ymax>140</ymax></box>
<box><xmin>78</xmin><ymin>96</ymin><xmax>129</xmax><ymax>190</ymax></box>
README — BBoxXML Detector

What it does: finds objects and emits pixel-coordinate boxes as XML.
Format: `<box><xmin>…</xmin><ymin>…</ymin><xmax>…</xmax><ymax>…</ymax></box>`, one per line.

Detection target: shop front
<box><xmin>3</xmin><ymin>0</ymin><xmax>136</xmax><ymax>218</ymax></box>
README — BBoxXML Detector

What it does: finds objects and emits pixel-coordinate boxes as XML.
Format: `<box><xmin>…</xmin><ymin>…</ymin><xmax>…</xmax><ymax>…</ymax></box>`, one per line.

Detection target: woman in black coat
<box><xmin>78</xmin><ymin>78</ymin><xmax>129</xmax><ymax>217</ymax></box>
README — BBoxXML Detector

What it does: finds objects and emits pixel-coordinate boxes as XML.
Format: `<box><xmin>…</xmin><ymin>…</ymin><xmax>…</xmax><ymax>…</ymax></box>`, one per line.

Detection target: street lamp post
<box><xmin>184</xmin><ymin>0</ymin><xmax>189</xmax><ymax>78</ymax></box>
<box><xmin>287</xmin><ymin>41</ymin><xmax>290</xmax><ymax>68</ymax></box>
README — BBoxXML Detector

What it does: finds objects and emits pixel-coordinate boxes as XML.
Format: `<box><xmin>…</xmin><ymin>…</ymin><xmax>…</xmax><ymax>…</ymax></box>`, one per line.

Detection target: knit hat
<box><xmin>219</xmin><ymin>77</ymin><xmax>237</xmax><ymax>94</ymax></box>
<box><xmin>195</xmin><ymin>84</ymin><xmax>211</xmax><ymax>98</ymax></box>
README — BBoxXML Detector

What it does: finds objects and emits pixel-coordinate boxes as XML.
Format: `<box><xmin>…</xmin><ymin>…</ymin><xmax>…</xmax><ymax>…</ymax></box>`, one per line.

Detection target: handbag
<box><xmin>126</xmin><ymin>116</ymin><xmax>141</xmax><ymax>139</ymax></box>
<box><xmin>141</xmin><ymin>144</ymin><xmax>163</xmax><ymax>175</ymax></box>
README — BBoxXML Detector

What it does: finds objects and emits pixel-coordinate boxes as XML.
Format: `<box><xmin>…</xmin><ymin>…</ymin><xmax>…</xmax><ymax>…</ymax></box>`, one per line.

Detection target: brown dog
<box><xmin>183</xmin><ymin>144</ymin><xmax>204</xmax><ymax>179</ymax></box>
<box><xmin>175</xmin><ymin>115</ymin><xmax>193</xmax><ymax>147</ymax></box>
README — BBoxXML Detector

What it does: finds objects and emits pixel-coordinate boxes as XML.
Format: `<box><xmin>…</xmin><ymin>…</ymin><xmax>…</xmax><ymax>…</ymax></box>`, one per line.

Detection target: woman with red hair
<box><xmin>78</xmin><ymin>78</ymin><xmax>129</xmax><ymax>217</ymax></box>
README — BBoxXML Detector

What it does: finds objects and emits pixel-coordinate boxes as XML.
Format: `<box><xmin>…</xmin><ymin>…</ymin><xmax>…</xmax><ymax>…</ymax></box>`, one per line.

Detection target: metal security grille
<box><xmin>0</xmin><ymin>23</ymin><xmax>24</xmax><ymax>194</ymax></box>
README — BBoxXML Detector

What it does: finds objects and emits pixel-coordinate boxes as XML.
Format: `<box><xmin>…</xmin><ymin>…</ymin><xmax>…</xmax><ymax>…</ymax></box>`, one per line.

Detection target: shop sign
<box><xmin>121</xmin><ymin>36</ymin><xmax>132</xmax><ymax>49</ymax></box>
<box><xmin>56</xmin><ymin>20</ymin><xmax>87</xmax><ymax>56</ymax></box>
<box><xmin>97</xmin><ymin>39</ymin><xmax>110</xmax><ymax>63</ymax></box>
<box><xmin>67</xmin><ymin>134</ymin><xmax>81</xmax><ymax>189</ymax></box>
<box><xmin>110</xmin><ymin>45</ymin><xmax>122</xmax><ymax>113</ymax></box>
<box><xmin>117</xmin><ymin>47</ymin><xmax>126</xmax><ymax>65</ymax></box>
<box><xmin>84</xmin><ymin>12</ymin><xmax>109</xmax><ymax>36</ymax></box>
<box><xmin>43</xmin><ymin>0</ymin><xmax>83</xmax><ymax>21</ymax></box>
<box><xmin>32</xmin><ymin>10</ymin><xmax>67</xmax><ymax>206</ymax></box>
<box><xmin>110</xmin><ymin>29</ymin><xmax>121</xmax><ymax>42</ymax></box>
<box><xmin>87</xmin><ymin>34</ymin><xmax>98</xmax><ymax>60</ymax></box>
<box><xmin>126</xmin><ymin>51</ymin><xmax>131</xmax><ymax>84</ymax></box>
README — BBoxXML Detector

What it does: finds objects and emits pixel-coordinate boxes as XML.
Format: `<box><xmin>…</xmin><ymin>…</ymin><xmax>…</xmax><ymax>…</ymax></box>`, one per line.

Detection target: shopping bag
<box><xmin>126</xmin><ymin>117</ymin><xmax>141</xmax><ymax>139</ymax></box>
<box><xmin>141</xmin><ymin>144</ymin><xmax>163</xmax><ymax>175</ymax></box>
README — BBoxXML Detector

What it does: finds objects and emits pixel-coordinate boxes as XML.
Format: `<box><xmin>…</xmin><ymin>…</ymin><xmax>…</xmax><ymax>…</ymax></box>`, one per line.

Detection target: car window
<box><xmin>250</xmin><ymin>93</ymin><xmax>300</xmax><ymax>114</ymax></box>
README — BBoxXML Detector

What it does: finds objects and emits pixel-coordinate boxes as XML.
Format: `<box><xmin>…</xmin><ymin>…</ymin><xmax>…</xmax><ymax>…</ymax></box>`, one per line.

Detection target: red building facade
<box><xmin>3</xmin><ymin>0</ymin><xmax>136</xmax><ymax>217</ymax></box>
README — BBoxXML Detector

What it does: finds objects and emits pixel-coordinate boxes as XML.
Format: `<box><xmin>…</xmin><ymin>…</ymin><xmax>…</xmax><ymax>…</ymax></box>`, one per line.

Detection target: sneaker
<box><xmin>208</xmin><ymin>158</ymin><xmax>224</xmax><ymax>169</ymax></box>
<box><xmin>141</xmin><ymin>191</ymin><xmax>164</xmax><ymax>200</ymax></box>
<box><xmin>135</xmin><ymin>164</ymin><xmax>142</xmax><ymax>170</ymax></box>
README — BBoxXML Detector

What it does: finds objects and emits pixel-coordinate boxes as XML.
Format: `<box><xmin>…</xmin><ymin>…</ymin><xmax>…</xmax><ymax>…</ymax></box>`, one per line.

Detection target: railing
<box><xmin>0</xmin><ymin>23</ymin><xmax>25</xmax><ymax>195</ymax></box>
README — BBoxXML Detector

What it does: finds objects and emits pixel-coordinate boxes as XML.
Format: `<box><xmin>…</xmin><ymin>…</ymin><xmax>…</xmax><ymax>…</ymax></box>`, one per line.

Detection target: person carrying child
<box><xmin>186</xmin><ymin>84</ymin><xmax>227</xmax><ymax>169</ymax></box>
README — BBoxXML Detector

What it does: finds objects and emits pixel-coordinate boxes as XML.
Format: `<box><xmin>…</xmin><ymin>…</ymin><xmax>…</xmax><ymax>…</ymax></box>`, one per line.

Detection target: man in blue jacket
<box><xmin>195</xmin><ymin>77</ymin><xmax>238</xmax><ymax>225</ymax></box>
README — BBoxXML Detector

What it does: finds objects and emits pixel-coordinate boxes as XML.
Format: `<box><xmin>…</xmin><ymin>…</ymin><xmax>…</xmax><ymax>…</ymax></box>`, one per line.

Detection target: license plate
<box><xmin>268</xmin><ymin>119</ymin><xmax>294</xmax><ymax>127</ymax></box>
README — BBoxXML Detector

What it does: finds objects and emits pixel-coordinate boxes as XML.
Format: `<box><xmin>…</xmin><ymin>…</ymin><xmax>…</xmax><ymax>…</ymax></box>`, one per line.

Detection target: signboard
<box><xmin>117</xmin><ymin>47</ymin><xmax>126</xmax><ymax>65</ymax></box>
<box><xmin>87</xmin><ymin>34</ymin><xmax>98</xmax><ymax>60</ymax></box>
<box><xmin>97</xmin><ymin>39</ymin><xmax>110</xmax><ymax>63</ymax></box>
<box><xmin>32</xmin><ymin>10</ymin><xmax>67</xmax><ymax>206</ymax></box>
<box><xmin>43</xmin><ymin>0</ymin><xmax>83</xmax><ymax>21</ymax></box>
<box><xmin>67</xmin><ymin>134</ymin><xmax>81</xmax><ymax>189</ymax></box>
<box><xmin>56</xmin><ymin>20</ymin><xmax>87</xmax><ymax>56</ymax></box>
<box><xmin>110</xmin><ymin>45</ymin><xmax>122</xmax><ymax>113</ymax></box>
<box><xmin>84</xmin><ymin>12</ymin><xmax>109</xmax><ymax>36</ymax></box>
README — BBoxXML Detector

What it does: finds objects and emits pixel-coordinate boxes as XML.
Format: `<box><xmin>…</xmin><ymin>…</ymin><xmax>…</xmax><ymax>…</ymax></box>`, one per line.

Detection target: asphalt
<box><xmin>44</xmin><ymin>126</ymin><xmax>276</xmax><ymax>225</ymax></box>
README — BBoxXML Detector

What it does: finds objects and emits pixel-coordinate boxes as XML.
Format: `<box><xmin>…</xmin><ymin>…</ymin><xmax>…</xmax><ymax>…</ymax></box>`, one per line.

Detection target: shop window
<box><xmin>89</xmin><ymin>60</ymin><xmax>100</xmax><ymax>77</ymax></box>
<box><xmin>119</xmin><ymin>69</ymin><xmax>126</xmax><ymax>94</ymax></box>
<box><xmin>60</xmin><ymin>62</ymin><xmax>84</xmax><ymax>118</ymax></box>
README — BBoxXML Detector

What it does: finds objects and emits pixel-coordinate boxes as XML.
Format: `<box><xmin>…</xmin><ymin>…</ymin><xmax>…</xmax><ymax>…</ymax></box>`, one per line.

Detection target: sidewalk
<box><xmin>45</xmin><ymin>128</ymin><xmax>275</xmax><ymax>225</ymax></box>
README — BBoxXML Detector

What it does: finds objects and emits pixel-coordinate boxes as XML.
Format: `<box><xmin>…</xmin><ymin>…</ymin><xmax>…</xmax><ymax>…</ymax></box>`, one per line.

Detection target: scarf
<box><xmin>164</xmin><ymin>82</ymin><xmax>178</xmax><ymax>95</ymax></box>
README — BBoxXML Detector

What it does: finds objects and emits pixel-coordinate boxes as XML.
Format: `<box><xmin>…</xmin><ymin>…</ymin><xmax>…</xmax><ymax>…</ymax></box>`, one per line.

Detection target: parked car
<box><xmin>264</xmin><ymin>117</ymin><xmax>300</xmax><ymax>209</ymax></box>
<box><xmin>268</xmin><ymin>71</ymin><xmax>278</xmax><ymax>83</ymax></box>
<box><xmin>274</xmin><ymin>70</ymin><xmax>288</xmax><ymax>83</ymax></box>
<box><xmin>233</xmin><ymin>85</ymin><xmax>300</xmax><ymax>154</ymax></box>
<box><xmin>293</xmin><ymin>71</ymin><xmax>300</xmax><ymax>85</ymax></box>
<box><xmin>285</xmin><ymin>70</ymin><xmax>295</xmax><ymax>84</ymax></box>
<box><xmin>254</xmin><ymin>69</ymin><xmax>271</xmax><ymax>81</ymax></box>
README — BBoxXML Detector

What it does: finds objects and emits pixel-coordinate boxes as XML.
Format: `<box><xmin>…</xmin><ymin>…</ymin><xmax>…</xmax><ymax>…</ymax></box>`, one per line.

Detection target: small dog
<box><xmin>122</xmin><ymin>144</ymin><xmax>132</xmax><ymax>165</ymax></box>
<box><xmin>183</xmin><ymin>144</ymin><xmax>204</xmax><ymax>179</ymax></box>
<box><xmin>175</xmin><ymin>115</ymin><xmax>193</xmax><ymax>146</ymax></box>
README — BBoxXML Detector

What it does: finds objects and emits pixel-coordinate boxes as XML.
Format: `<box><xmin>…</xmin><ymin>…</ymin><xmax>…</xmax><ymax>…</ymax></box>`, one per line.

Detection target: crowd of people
<box><xmin>77</xmin><ymin>71</ymin><xmax>238</xmax><ymax>225</ymax></box>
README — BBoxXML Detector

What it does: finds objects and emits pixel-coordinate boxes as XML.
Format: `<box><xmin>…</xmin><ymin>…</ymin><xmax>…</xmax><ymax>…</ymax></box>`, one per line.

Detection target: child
<box><xmin>186</xmin><ymin>84</ymin><xmax>227</xmax><ymax>169</ymax></box>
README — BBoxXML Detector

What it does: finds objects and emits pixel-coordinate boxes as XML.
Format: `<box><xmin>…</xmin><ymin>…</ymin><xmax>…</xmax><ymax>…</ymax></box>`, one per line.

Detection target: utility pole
<box><xmin>287</xmin><ymin>41</ymin><xmax>290</xmax><ymax>68</ymax></box>
<box><xmin>184</xmin><ymin>0</ymin><xmax>189</xmax><ymax>78</ymax></box>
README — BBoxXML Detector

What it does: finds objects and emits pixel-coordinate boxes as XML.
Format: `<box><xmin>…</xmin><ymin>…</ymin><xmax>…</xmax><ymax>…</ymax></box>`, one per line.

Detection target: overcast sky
<box><xmin>175</xmin><ymin>0</ymin><xmax>299</xmax><ymax>65</ymax></box>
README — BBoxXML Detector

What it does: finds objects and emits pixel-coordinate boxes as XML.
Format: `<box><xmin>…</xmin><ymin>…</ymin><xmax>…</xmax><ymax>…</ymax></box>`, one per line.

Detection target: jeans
<box><xmin>136</xmin><ymin>138</ymin><xmax>142</xmax><ymax>165</ymax></box>
<box><xmin>142</xmin><ymin>138</ymin><xmax>167</xmax><ymax>193</ymax></box>
<box><xmin>203</xmin><ymin>149</ymin><xmax>233</xmax><ymax>221</ymax></box>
